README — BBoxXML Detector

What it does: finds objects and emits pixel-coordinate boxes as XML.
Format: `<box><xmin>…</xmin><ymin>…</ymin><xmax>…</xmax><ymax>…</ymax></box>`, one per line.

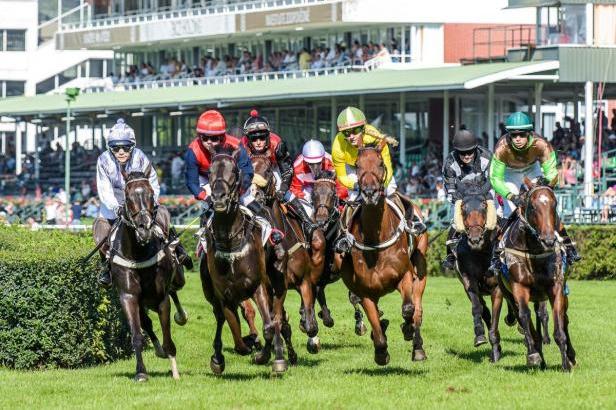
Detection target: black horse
<box><xmin>110</xmin><ymin>167</ymin><xmax>186</xmax><ymax>381</ymax></box>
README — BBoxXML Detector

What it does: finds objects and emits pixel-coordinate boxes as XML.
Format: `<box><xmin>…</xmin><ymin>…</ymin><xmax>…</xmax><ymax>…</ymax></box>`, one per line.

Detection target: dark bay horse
<box><xmin>499</xmin><ymin>177</ymin><xmax>576</xmax><ymax>371</ymax></box>
<box><xmin>251</xmin><ymin>153</ymin><xmax>324</xmax><ymax>354</ymax></box>
<box><xmin>200</xmin><ymin>148</ymin><xmax>288</xmax><ymax>374</ymax></box>
<box><xmin>336</xmin><ymin>139</ymin><xmax>429</xmax><ymax>365</ymax></box>
<box><xmin>111</xmin><ymin>168</ymin><xmax>185</xmax><ymax>381</ymax></box>
<box><xmin>453</xmin><ymin>181</ymin><xmax>504</xmax><ymax>361</ymax></box>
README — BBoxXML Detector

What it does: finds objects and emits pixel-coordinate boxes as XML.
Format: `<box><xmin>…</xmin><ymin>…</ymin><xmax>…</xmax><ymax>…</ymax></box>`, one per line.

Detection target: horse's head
<box><xmin>122</xmin><ymin>165</ymin><xmax>156</xmax><ymax>245</ymax></box>
<box><xmin>209</xmin><ymin>147</ymin><xmax>241</xmax><ymax>214</ymax></box>
<box><xmin>250</xmin><ymin>153</ymin><xmax>275</xmax><ymax>205</ymax></box>
<box><xmin>311</xmin><ymin>170</ymin><xmax>338</xmax><ymax>229</ymax></box>
<box><xmin>519</xmin><ymin>176</ymin><xmax>559</xmax><ymax>249</ymax></box>
<box><xmin>356</xmin><ymin>139</ymin><xmax>387</xmax><ymax>205</ymax></box>
<box><xmin>454</xmin><ymin>181</ymin><xmax>496</xmax><ymax>250</ymax></box>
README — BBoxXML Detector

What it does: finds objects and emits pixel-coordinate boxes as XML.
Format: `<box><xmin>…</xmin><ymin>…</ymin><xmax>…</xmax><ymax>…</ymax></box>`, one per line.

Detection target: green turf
<box><xmin>1</xmin><ymin>275</ymin><xmax>615</xmax><ymax>409</ymax></box>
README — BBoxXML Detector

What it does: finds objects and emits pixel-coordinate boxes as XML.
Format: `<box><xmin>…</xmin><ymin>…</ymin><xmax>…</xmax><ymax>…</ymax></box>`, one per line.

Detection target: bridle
<box><xmin>250</xmin><ymin>154</ymin><xmax>276</xmax><ymax>204</ymax></box>
<box><xmin>312</xmin><ymin>178</ymin><xmax>339</xmax><ymax>234</ymax></box>
<box><xmin>357</xmin><ymin>147</ymin><xmax>387</xmax><ymax>196</ymax></box>
<box><xmin>462</xmin><ymin>195</ymin><xmax>488</xmax><ymax>239</ymax></box>
<box><xmin>517</xmin><ymin>184</ymin><xmax>558</xmax><ymax>240</ymax></box>
<box><xmin>123</xmin><ymin>177</ymin><xmax>157</xmax><ymax>233</ymax></box>
<box><xmin>210</xmin><ymin>153</ymin><xmax>241</xmax><ymax>211</ymax></box>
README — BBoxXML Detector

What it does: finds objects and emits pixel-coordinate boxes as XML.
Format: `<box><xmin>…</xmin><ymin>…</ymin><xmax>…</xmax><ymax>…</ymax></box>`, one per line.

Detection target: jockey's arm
<box><xmin>540</xmin><ymin>150</ymin><xmax>558</xmax><ymax>185</ymax></box>
<box><xmin>275</xmin><ymin>140</ymin><xmax>294</xmax><ymax>192</ymax></box>
<box><xmin>489</xmin><ymin>157</ymin><xmax>512</xmax><ymax>199</ymax></box>
<box><xmin>236</xmin><ymin>145</ymin><xmax>255</xmax><ymax>193</ymax></box>
<box><xmin>288</xmin><ymin>172</ymin><xmax>304</xmax><ymax>201</ymax></box>
<box><xmin>332</xmin><ymin>134</ymin><xmax>357</xmax><ymax>190</ymax></box>
<box><xmin>96</xmin><ymin>157</ymin><xmax>121</xmax><ymax>214</ymax></box>
<box><xmin>442</xmin><ymin>155</ymin><xmax>457</xmax><ymax>202</ymax></box>
<box><xmin>380</xmin><ymin>143</ymin><xmax>394</xmax><ymax>188</ymax></box>
<box><xmin>142</xmin><ymin>157</ymin><xmax>160</xmax><ymax>202</ymax></box>
<box><xmin>184</xmin><ymin>149</ymin><xmax>205</xmax><ymax>200</ymax></box>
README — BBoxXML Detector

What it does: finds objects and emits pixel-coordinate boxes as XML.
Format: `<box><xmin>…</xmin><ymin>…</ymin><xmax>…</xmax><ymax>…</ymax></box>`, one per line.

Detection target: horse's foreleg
<box><xmin>299</xmin><ymin>278</ymin><xmax>318</xmax><ymax>340</ymax></box>
<box><xmin>349</xmin><ymin>290</ymin><xmax>366</xmax><ymax>336</ymax></box>
<box><xmin>157</xmin><ymin>295</ymin><xmax>179</xmax><ymax>380</ymax></box>
<box><xmin>466</xmin><ymin>285</ymin><xmax>488</xmax><ymax>348</ymax></box>
<box><xmin>119</xmin><ymin>293</ymin><xmax>147</xmax><ymax>382</ymax></box>
<box><xmin>169</xmin><ymin>290</ymin><xmax>188</xmax><ymax>326</ymax></box>
<box><xmin>535</xmin><ymin>301</ymin><xmax>550</xmax><ymax>344</ymax></box>
<box><xmin>563</xmin><ymin>295</ymin><xmax>576</xmax><ymax>365</ymax></box>
<box><xmin>222</xmin><ymin>305</ymin><xmax>251</xmax><ymax>356</ymax></box>
<box><xmin>398</xmin><ymin>270</ymin><xmax>417</xmax><ymax>361</ymax></box>
<box><xmin>139</xmin><ymin>307</ymin><xmax>165</xmax><ymax>358</ymax></box>
<box><xmin>361</xmin><ymin>297</ymin><xmax>389</xmax><ymax>366</ymax></box>
<box><xmin>411</xmin><ymin>272</ymin><xmax>427</xmax><ymax>361</ymax></box>
<box><xmin>210</xmin><ymin>302</ymin><xmax>226</xmax><ymax>375</ymax></box>
<box><xmin>489</xmin><ymin>286</ymin><xmax>503</xmax><ymax>363</ymax></box>
<box><xmin>550</xmin><ymin>285</ymin><xmax>573</xmax><ymax>372</ymax></box>
<box><xmin>280</xmin><ymin>308</ymin><xmax>297</xmax><ymax>365</ymax></box>
<box><xmin>252</xmin><ymin>284</ymin><xmax>273</xmax><ymax>366</ymax></box>
<box><xmin>316</xmin><ymin>284</ymin><xmax>334</xmax><ymax>328</ymax></box>
<box><xmin>240</xmin><ymin>300</ymin><xmax>261</xmax><ymax>350</ymax></box>
<box><xmin>512</xmin><ymin>283</ymin><xmax>544</xmax><ymax>369</ymax></box>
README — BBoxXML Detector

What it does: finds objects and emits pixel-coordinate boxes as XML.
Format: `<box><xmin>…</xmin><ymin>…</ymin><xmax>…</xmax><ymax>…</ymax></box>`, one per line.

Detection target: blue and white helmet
<box><xmin>106</xmin><ymin>118</ymin><xmax>136</xmax><ymax>149</ymax></box>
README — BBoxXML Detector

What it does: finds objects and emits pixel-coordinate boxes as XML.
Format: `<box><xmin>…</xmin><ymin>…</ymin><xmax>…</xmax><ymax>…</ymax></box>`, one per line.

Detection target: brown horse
<box><xmin>110</xmin><ymin>168</ymin><xmax>183</xmax><ymax>381</ymax></box>
<box><xmin>251</xmin><ymin>153</ymin><xmax>325</xmax><ymax>354</ymax></box>
<box><xmin>499</xmin><ymin>177</ymin><xmax>576</xmax><ymax>371</ymax></box>
<box><xmin>336</xmin><ymin>139</ymin><xmax>429</xmax><ymax>365</ymax></box>
<box><xmin>200</xmin><ymin>148</ymin><xmax>288</xmax><ymax>374</ymax></box>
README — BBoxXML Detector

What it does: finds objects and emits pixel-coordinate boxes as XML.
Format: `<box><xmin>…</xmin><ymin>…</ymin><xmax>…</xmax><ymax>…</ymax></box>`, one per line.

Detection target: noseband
<box><xmin>123</xmin><ymin>177</ymin><xmax>156</xmax><ymax>231</ymax></box>
<box><xmin>312</xmin><ymin>178</ymin><xmax>339</xmax><ymax>231</ymax></box>
<box><xmin>518</xmin><ymin>185</ymin><xmax>557</xmax><ymax>240</ymax></box>
<box><xmin>357</xmin><ymin>147</ymin><xmax>387</xmax><ymax>195</ymax></box>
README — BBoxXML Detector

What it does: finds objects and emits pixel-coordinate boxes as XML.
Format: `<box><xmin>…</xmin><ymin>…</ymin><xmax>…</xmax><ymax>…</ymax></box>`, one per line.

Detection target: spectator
<box><xmin>171</xmin><ymin>152</ymin><xmax>185</xmax><ymax>189</ymax></box>
<box><xmin>436</xmin><ymin>178</ymin><xmax>447</xmax><ymax>202</ymax></box>
<box><xmin>71</xmin><ymin>200</ymin><xmax>83</xmax><ymax>225</ymax></box>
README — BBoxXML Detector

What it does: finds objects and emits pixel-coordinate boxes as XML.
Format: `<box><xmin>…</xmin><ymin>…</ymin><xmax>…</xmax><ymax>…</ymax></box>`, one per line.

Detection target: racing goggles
<box><xmin>110</xmin><ymin>144</ymin><xmax>135</xmax><ymax>153</ymax></box>
<box><xmin>342</xmin><ymin>126</ymin><xmax>365</xmax><ymax>138</ymax></box>
<box><xmin>247</xmin><ymin>130</ymin><xmax>269</xmax><ymax>142</ymax></box>
<box><xmin>199</xmin><ymin>133</ymin><xmax>224</xmax><ymax>143</ymax></box>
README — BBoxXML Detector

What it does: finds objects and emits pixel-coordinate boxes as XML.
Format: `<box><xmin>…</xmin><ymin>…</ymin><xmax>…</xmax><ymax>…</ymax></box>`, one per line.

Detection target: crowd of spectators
<box><xmin>111</xmin><ymin>40</ymin><xmax>397</xmax><ymax>85</ymax></box>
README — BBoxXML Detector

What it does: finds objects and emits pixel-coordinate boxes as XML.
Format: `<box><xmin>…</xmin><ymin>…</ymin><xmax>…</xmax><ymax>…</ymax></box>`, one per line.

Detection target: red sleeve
<box><xmin>336</xmin><ymin>180</ymin><xmax>349</xmax><ymax>200</ymax></box>
<box><xmin>289</xmin><ymin>173</ymin><xmax>305</xmax><ymax>198</ymax></box>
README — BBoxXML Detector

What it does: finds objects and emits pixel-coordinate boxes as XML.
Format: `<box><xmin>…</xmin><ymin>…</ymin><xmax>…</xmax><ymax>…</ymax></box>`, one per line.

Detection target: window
<box><xmin>36</xmin><ymin>76</ymin><xmax>55</xmax><ymax>94</ymax></box>
<box><xmin>4</xmin><ymin>81</ymin><xmax>25</xmax><ymax>97</ymax></box>
<box><xmin>6</xmin><ymin>30</ymin><xmax>26</xmax><ymax>51</ymax></box>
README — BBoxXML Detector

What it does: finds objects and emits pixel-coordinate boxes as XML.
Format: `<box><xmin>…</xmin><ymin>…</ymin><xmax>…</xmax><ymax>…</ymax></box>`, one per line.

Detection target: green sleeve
<box><xmin>489</xmin><ymin>158</ymin><xmax>511</xmax><ymax>198</ymax></box>
<box><xmin>541</xmin><ymin>151</ymin><xmax>558</xmax><ymax>183</ymax></box>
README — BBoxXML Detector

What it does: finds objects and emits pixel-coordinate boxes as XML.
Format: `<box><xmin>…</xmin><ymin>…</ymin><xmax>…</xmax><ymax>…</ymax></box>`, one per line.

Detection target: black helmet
<box><xmin>243</xmin><ymin>109</ymin><xmax>271</xmax><ymax>151</ymax></box>
<box><xmin>452</xmin><ymin>130</ymin><xmax>477</xmax><ymax>152</ymax></box>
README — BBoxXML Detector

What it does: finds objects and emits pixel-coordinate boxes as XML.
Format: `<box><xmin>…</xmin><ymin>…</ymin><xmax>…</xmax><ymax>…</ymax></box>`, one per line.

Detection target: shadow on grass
<box><xmin>293</xmin><ymin>356</ymin><xmax>325</xmax><ymax>367</ymax></box>
<box><xmin>205</xmin><ymin>371</ymin><xmax>271</xmax><ymax>381</ymax></box>
<box><xmin>501</xmin><ymin>362</ymin><xmax>566</xmax><ymax>373</ymax></box>
<box><xmin>113</xmin><ymin>370</ymin><xmax>191</xmax><ymax>380</ymax></box>
<box><xmin>343</xmin><ymin>366</ymin><xmax>427</xmax><ymax>377</ymax></box>
<box><xmin>445</xmin><ymin>348</ymin><xmax>516</xmax><ymax>363</ymax></box>
<box><xmin>320</xmin><ymin>342</ymin><xmax>363</xmax><ymax>350</ymax></box>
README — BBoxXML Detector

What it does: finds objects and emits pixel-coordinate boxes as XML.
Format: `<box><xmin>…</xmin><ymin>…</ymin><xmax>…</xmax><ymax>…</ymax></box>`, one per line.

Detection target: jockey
<box><xmin>184</xmin><ymin>109</ymin><xmax>282</xmax><ymax>244</ymax></box>
<box><xmin>441</xmin><ymin>130</ymin><xmax>493</xmax><ymax>270</ymax></box>
<box><xmin>240</xmin><ymin>109</ymin><xmax>294</xmax><ymax>194</ymax></box>
<box><xmin>489</xmin><ymin>111</ymin><xmax>580</xmax><ymax>272</ymax></box>
<box><xmin>285</xmin><ymin>139</ymin><xmax>348</xmax><ymax>238</ymax></box>
<box><xmin>331</xmin><ymin>106</ymin><xmax>426</xmax><ymax>254</ymax></box>
<box><xmin>93</xmin><ymin>119</ymin><xmax>192</xmax><ymax>288</ymax></box>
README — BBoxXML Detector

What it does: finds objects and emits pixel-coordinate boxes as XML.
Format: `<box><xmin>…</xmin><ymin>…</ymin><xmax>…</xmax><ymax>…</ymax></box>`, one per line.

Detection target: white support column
<box><xmin>152</xmin><ymin>115</ymin><xmax>158</xmax><ymax>150</ymax></box>
<box><xmin>442</xmin><ymin>90</ymin><xmax>449</xmax><ymax>164</ymax></box>
<box><xmin>584</xmin><ymin>81</ymin><xmax>594</xmax><ymax>206</ymax></box>
<box><xmin>34</xmin><ymin>125</ymin><xmax>40</xmax><ymax>180</ymax></box>
<box><xmin>330</xmin><ymin>97</ymin><xmax>337</xmax><ymax>138</ymax></box>
<box><xmin>586</xmin><ymin>3</ymin><xmax>594</xmax><ymax>47</ymax></box>
<box><xmin>15</xmin><ymin>122</ymin><xmax>22</xmax><ymax>175</ymax></box>
<box><xmin>1</xmin><ymin>132</ymin><xmax>5</xmax><ymax>154</ymax></box>
<box><xmin>534</xmin><ymin>82</ymin><xmax>544</xmax><ymax>135</ymax></box>
<box><xmin>399</xmin><ymin>92</ymin><xmax>406</xmax><ymax>166</ymax></box>
<box><xmin>358</xmin><ymin>94</ymin><xmax>365</xmax><ymax>112</ymax></box>
<box><xmin>176</xmin><ymin>116</ymin><xmax>183</xmax><ymax>147</ymax></box>
<box><xmin>454</xmin><ymin>95</ymin><xmax>460</xmax><ymax>132</ymax></box>
<box><xmin>487</xmin><ymin>84</ymin><xmax>495</xmax><ymax>151</ymax></box>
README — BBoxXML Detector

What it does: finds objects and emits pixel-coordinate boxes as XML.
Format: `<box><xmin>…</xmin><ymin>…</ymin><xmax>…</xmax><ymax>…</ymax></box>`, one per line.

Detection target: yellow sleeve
<box><xmin>332</xmin><ymin>134</ymin><xmax>356</xmax><ymax>189</ymax></box>
<box><xmin>381</xmin><ymin>143</ymin><xmax>394</xmax><ymax>187</ymax></box>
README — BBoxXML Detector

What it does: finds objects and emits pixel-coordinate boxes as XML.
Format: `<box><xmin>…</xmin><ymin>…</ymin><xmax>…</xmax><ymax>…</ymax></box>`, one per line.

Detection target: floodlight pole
<box><xmin>65</xmin><ymin>97</ymin><xmax>72</xmax><ymax>225</ymax></box>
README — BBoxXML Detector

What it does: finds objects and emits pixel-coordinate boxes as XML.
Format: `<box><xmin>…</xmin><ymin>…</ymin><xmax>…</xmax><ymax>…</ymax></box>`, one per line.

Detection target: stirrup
<box><xmin>334</xmin><ymin>237</ymin><xmax>352</xmax><ymax>254</ymax></box>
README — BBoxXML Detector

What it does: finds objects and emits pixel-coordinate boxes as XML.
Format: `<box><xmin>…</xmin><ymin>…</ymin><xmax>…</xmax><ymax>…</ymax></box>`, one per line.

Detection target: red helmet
<box><xmin>196</xmin><ymin>110</ymin><xmax>227</xmax><ymax>136</ymax></box>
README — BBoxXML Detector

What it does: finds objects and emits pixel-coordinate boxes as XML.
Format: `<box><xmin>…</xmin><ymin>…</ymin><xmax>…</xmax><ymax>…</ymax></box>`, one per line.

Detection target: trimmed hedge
<box><xmin>424</xmin><ymin>225</ymin><xmax>616</xmax><ymax>280</ymax></box>
<box><xmin>0</xmin><ymin>227</ymin><xmax>131</xmax><ymax>370</ymax></box>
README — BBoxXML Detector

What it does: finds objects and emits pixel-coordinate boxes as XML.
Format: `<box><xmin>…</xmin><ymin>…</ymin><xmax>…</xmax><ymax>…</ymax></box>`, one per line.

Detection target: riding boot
<box><xmin>441</xmin><ymin>227</ymin><xmax>458</xmax><ymax>270</ymax></box>
<box><xmin>488</xmin><ymin>246</ymin><xmax>504</xmax><ymax>277</ymax></box>
<box><xmin>98</xmin><ymin>255</ymin><xmax>112</xmax><ymax>289</ymax></box>
<box><xmin>334</xmin><ymin>204</ymin><xmax>354</xmax><ymax>254</ymax></box>
<box><xmin>170</xmin><ymin>226</ymin><xmax>193</xmax><ymax>271</ymax></box>
<box><xmin>405</xmin><ymin>206</ymin><xmax>427</xmax><ymax>235</ymax></box>
<box><xmin>558</xmin><ymin>225</ymin><xmax>581</xmax><ymax>265</ymax></box>
<box><xmin>289</xmin><ymin>198</ymin><xmax>316</xmax><ymax>241</ymax></box>
<box><xmin>246</xmin><ymin>201</ymin><xmax>283</xmax><ymax>245</ymax></box>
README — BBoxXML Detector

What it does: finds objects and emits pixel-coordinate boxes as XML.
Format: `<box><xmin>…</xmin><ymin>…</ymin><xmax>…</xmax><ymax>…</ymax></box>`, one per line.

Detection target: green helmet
<box><xmin>337</xmin><ymin>106</ymin><xmax>366</xmax><ymax>131</ymax></box>
<box><xmin>505</xmin><ymin>112</ymin><xmax>533</xmax><ymax>132</ymax></box>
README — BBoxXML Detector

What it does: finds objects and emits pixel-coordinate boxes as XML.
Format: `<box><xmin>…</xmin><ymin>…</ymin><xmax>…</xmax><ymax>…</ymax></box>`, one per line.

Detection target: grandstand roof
<box><xmin>0</xmin><ymin>61</ymin><xmax>559</xmax><ymax>118</ymax></box>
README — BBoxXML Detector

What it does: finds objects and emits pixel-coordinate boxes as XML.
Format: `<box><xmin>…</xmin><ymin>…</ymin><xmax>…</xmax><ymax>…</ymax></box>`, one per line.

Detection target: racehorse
<box><xmin>251</xmin><ymin>153</ymin><xmax>324</xmax><ymax>355</ymax></box>
<box><xmin>453</xmin><ymin>180</ymin><xmax>504</xmax><ymax>361</ymax></box>
<box><xmin>499</xmin><ymin>177</ymin><xmax>576</xmax><ymax>371</ymax></box>
<box><xmin>200</xmin><ymin>148</ymin><xmax>288</xmax><ymax>374</ymax></box>
<box><xmin>111</xmin><ymin>167</ymin><xmax>185</xmax><ymax>381</ymax></box>
<box><xmin>335</xmin><ymin>139</ymin><xmax>429</xmax><ymax>365</ymax></box>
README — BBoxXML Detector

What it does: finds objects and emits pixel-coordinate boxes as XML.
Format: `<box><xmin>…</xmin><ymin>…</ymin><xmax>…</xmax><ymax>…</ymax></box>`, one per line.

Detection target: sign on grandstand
<box><xmin>237</xmin><ymin>3</ymin><xmax>340</xmax><ymax>32</ymax></box>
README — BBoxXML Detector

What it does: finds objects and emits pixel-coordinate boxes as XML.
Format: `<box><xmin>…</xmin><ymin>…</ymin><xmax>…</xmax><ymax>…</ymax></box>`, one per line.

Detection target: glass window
<box><xmin>58</xmin><ymin>66</ymin><xmax>77</xmax><ymax>86</ymax></box>
<box><xmin>561</xmin><ymin>5</ymin><xmax>586</xmax><ymax>45</ymax></box>
<box><xmin>5</xmin><ymin>81</ymin><xmax>25</xmax><ymax>97</ymax></box>
<box><xmin>6</xmin><ymin>30</ymin><xmax>26</xmax><ymax>51</ymax></box>
<box><xmin>36</xmin><ymin>76</ymin><xmax>56</xmax><ymax>94</ymax></box>
<box><xmin>90</xmin><ymin>59</ymin><xmax>104</xmax><ymax>77</ymax></box>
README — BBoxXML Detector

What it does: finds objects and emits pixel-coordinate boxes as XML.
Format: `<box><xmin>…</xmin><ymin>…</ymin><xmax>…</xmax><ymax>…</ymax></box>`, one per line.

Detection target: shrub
<box><xmin>0</xmin><ymin>227</ymin><xmax>131</xmax><ymax>370</ymax></box>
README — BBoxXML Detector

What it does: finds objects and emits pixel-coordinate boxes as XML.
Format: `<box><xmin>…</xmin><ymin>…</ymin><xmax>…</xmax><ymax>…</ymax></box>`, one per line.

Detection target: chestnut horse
<box><xmin>251</xmin><ymin>153</ymin><xmax>325</xmax><ymax>354</ymax></box>
<box><xmin>200</xmin><ymin>148</ymin><xmax>288</xmax><ymax>374</ymax></box>
<box><xmin>336</xmin><ymin>139</ymin><xmax>429</xmax><ymax>365</ymax></box>
<box><xmin>110</xmin><ymin>168</ymin><xmax>184</xmax><ymax>381</ymax></box>
<box><xmin>499</xmin><ymin>177</ymin><xmax>576</xmax><ymax>371</ymax></box>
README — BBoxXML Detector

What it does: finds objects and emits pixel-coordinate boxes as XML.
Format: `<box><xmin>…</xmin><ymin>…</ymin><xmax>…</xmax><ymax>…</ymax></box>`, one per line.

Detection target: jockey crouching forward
<box><xmin>93</xmin><ymin>119</ymin><xmax>192</xmax><ymax>288</ymax></box>
<box><xmin>283</xmin><ymin>139</ymin><xmax>349</xmax><ymax>239</ymax></box>
<box><xmin>489</xmin><ymin>111</ymin><xmax>580</xmax><ymax>274</ymax></box>
<box><xmin>441</xmin><ymin>130</ymin><xmax>493</xmax><ymax>270</ymax></box>
<box><xmin>330</xmin><ymin>106</ymin><xmax>426</xmax><ymax>254</ymax></box>
<box><xmin>184</xmin><ymin>109</ymin><xmax>283</xmax><ymax>246</ymax></box>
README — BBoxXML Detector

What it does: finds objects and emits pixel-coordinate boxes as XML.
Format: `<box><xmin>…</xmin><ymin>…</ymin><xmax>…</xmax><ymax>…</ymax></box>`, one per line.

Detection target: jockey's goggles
<box><xmin>342</xmin><ymin>126</ymin><xmax>364</xmax><ymax>138</ymax></box>
<box><xmin>457</xmin><ymin>149</ymin><xmax>475</xmax><ymax>157</ymax></box>
<box><xmin>110</xmin><ymin>144</ymin><xmax>135</xmax><ymax>153</ymax></box>
<box><xmin>509</xmin><ymin>131</ymin><xmax>530</xmax><ymax>139</ymax></box>
<box><xmin>199</xmin><ymin>133</ymin><xmax>224</xmax><ymax>143</ymax></box>
<box><xmin>247</xmin><ymin>130</ymin><xmax>269</xmax><ymax>142</ymax></box>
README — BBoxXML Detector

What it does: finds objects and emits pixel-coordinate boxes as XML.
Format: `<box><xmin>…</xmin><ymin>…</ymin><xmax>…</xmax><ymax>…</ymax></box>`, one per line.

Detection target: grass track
<box><xmin>1</xmin><ymin>274</ymin><xmax>615</xmax><ymax>409</ymax></box>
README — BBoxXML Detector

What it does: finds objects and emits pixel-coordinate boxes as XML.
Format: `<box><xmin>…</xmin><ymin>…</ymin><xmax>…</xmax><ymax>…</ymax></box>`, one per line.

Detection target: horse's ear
<box><xmin>232</xmin><ymin>148</ymin><xmax>241</xmax><ymax>161</ymax></box>
<box><xmin>523</xmin><ymin>176</ymin><xmax>533</xmax><ymax>189</ymax></box>
<box><xmin>376</xmin><ymin>138</ymin><xmax>387</xmax><ymax>153</ymax></box>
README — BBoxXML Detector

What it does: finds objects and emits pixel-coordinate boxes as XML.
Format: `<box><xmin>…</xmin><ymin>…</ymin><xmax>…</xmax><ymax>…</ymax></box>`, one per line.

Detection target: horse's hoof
<box><xmin>527</xmin><ymin>352</ymin><xmax>543</xmax><ymax>368</ymax></box>
<box><xmin>306</xmin><ymin>336</ymin><xmax>321</xmax><ymax>354</ymax></box>
<box><xmin>234</xmin><ymin>345</ymin><xmax>252</xmax><ymax>356</ymax></box>
<box><xmin>288</xmin><ymin>350</ymin><xmax>298</xmax><ymax>366</ymax></box>
<box><xmin>174</xmin><ymin>310</ymin><xmax>188</xmax><ymax>326</ymax></box>
<box><xmin>412</xmin><ymin>348</ymin><xmax>427</xmax><ymax>362</ymax></box>
<box><xmin>355</xmin><ymin>322</ymin><xmax>367</xmax><ymax>336</ymax></box>
<box><xmin>474</xmin><ymin>335</ymin><xmax>488</xmax><ymax>347</ymax></box>
<box><xmin>299</xmin><ymin>321</ymin><xmax>307</xmax><ymax>334</ymax></box>
<box><xmin>319</xmin><ymin>311</ymin><xmax>335</xmax><ymax>328</ymax></box>
<box><xmin>253</xmin><ymin>351</ymin><xmax>270</xmax><ymax>365</ymax></box>
<box><xmin>134</xmin><ymin>373</ymin><xmax>148</xmax><ymax>382</ymax></box>
<box><xmin>153</xmin><ymin>341</ymin><xmax>167</xmax><ymax>359</ymax></box>
<box><xmin>543</xmin><ymin>336</ymin><xmax>551</xmax><ymax>345</ymax></box>
<box><xmin>210</xmin><ymin>355</ymin><xmax>225</xmax><ymax>375</ymax></box>
<box><xmin>504</xmin><ymin>314</ymin><xmax>516</xmax><ymax>327</ymax></box>
<box><xmin>401</xmin><ymin>322</ymin><xmax>413</xmax><ymax>341</ymax></box>
<box><xmin>272</xmin><ymin>359</ymin><xmax>288</xmax><ymax>374</ymax></box>
<box><xmin>374</xmin><ymin>351</ymin><xmax>390</xmax><ymax>366</ymax></box>
<box><xmin>489</xmin><ymin>346</ymin><xmax>502</xmax><ymax>363</ymax></box>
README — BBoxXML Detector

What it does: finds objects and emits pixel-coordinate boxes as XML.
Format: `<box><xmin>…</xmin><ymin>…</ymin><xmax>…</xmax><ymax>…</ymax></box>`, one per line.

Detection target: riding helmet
<box><xmin>196</xmin><ymin>110</ymin><xmax>227</xmax><ymax>135</ymax></box>
<box><xmin>505</xmin><ymin>112</ymin><xmax>533</xmax><ymax>132</ymax></box>
<box><xmin>337</xmin><ymin>106</ymin><xmax>366</xmax><ymax>131</ymax></box>
<box><xmin>452</xmin><ymin>130</ymin><xmax>477</xmax><ymax>152</ymax></box>
<box><xmin>302</xmin><ymin>140</ymin><xmax>326</xmax><ymax>164</ymax></box>
<box><xmin>107</xmin><ymin>118</ymin><xmax>136</xmax><ymax>148</ymax></box>
<box><xmin>243</xmin><ymin>109</ymin><xmax>271</xmax><ymax>147</ymax></box>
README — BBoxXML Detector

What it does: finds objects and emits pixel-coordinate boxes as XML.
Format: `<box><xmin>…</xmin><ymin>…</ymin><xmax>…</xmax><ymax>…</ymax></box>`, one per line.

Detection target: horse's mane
<box><xmin>316</xmin><ymin>170</ymin><xmax>336</xmax><ymax>181</ymax></box>
<box><xmin>125</xmin><ymin>171</ymin><xmax>149</xmax><ymax>182</ymax></box>
<box><xmin>458</xmin><ymin>180</ymin><xmax>486</xmax><ymax>199</ymax></box>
